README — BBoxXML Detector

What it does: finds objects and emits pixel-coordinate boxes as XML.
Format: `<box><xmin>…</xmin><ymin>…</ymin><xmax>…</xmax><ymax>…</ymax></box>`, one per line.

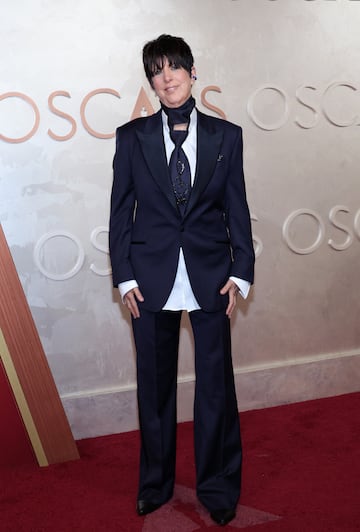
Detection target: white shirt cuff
<box><xmin>118</xmin><ymin>280</ymin><xmax>138</xmax><ymax>302</ymax></box>
<box><xmin>229</xmin><ymin>276</ymin><xmax>251</xmax><ymax>300</ymax></box>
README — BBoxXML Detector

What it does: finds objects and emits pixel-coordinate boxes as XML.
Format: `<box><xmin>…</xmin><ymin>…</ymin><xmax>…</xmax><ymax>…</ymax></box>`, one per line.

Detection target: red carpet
<box><xmin>0</xmin><ymin>360</ymin><xmax>36</xmax><ymax>468</ymax></box>
<box><xmin>1</xmin><ymin>392</ymin><xmax>359</xmax><ymax>531</ymax></box>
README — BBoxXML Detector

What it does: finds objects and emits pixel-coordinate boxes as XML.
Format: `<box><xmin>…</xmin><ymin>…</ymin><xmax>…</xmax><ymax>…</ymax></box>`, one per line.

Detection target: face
<box><xmin>151</xmin><ymin>58</ymin><xmax>196</xmax><ymax>108</ymax></box>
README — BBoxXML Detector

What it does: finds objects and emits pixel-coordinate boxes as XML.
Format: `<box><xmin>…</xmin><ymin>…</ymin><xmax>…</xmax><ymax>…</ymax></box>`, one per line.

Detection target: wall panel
<box><xmin>1</xmin><ymin>0</ymin><xmax>359</xmax><ymax>438</ymax></box>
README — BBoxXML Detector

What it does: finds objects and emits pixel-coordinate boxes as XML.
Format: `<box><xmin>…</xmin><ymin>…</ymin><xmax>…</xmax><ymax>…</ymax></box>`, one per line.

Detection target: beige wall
<box><xmin>1</xmin><ymin>0</ymin><xmax>359</xmax><ymax>439</ymax></box>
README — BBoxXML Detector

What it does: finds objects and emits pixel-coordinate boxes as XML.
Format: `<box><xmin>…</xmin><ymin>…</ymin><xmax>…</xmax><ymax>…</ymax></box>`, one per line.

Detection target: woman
<box><xmin>109</xmin><ymin>34</ymin><xmax>255</xmax><ymax>526</ymax></box>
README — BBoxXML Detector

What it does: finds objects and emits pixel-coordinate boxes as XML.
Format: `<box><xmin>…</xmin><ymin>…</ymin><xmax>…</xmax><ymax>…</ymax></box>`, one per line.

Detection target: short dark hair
<box><xmin>142</xmin><ymin>34</ymin><xmax>194</xmax><ymax>86</ymax></box>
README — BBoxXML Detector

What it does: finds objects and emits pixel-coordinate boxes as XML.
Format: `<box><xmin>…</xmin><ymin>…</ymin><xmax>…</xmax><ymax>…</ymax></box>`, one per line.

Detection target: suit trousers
<box><xmin>131</xmin><ymin>307</ymin><xmax>242</xmax><ymax>511</ymax></box>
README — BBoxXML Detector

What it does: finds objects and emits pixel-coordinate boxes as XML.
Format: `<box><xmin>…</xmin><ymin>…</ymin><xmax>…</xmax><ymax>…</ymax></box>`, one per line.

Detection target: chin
<box><xmin>165</xmin><ymin>97</ymin><xmax>187</xmax><ymax>108</ymax></box>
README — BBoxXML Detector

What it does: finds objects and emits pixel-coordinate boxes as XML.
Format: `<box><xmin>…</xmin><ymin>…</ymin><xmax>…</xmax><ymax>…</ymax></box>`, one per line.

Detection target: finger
<box><xmin>130</xmin><ymin>301</ymin><xmax>140</xmax><ymax>319</ymax></box>
<box><xmin>133</xmin><ymin>287</ymin><xmax>144</xmax><ymax>302</ymax></box>
<box><xmin>226</xmin><ymin>284</ymin><xmax>239</xmax><ymax>318</ymax></box>
<box><xmin>226</xmin><ymin>290</ymin><xmax>236</xmax><ymax>318</ymax></box>
<box><xmin>124</xmin><ymin>289</ymin><xmax>142</xmax><ymax>319</ymax></box>
<box><xmin>125</xmin><ymin>296</ymin><xmax>139</xmax><ymax>319</ymax></box>
<box><xmin>220</xmin><ymin>280</ymin><xmax>232</xmax><ymax>295</ymax></box>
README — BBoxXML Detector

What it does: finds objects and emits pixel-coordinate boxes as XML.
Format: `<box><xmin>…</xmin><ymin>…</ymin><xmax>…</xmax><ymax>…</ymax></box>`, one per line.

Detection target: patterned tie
<box><xmin>169</xmin><ymin>128</ymin><xmax>191</xmax><ymax>215</ymax></box>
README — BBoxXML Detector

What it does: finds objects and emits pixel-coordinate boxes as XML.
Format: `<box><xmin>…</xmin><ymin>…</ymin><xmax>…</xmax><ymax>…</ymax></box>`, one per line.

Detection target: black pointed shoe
<box><xmin>210</xmin><ymin>508</ymin><xmax>236</xmax><ymax>526</ymax></box>
<box><xmin>136</xmin><ymin>500</ymin><xmax>162</xmax><ymax>516</ymax></box>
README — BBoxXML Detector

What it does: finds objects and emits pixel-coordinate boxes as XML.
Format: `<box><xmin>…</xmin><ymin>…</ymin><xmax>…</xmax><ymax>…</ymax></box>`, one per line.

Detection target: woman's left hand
<box><xmin>220</xmin><ymin>279</ymin><xmax>240</xmax><ymax>319</ymax></box>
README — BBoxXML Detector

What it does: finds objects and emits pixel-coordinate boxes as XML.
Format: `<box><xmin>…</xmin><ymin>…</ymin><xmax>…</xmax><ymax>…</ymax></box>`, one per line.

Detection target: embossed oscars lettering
<box><xmin>0</xmin><ymin>88</ymin><xmax>121</xmax><ymax>143</ymax></box>
<box><xmin>48</xmin><ymin>91</ymin><xmax>77</xmax><ymax>141</ymax></box>
<box><xmin>282</xmin><ymin>209</ymin><xmax>326</xmax><ymax>255</ymax></box>
<box><xmin>246</xmin><ymin>82</ymin><xmax>359</xmax><ymax>130</ymax></box>
<box><xmin>295</xmin><ymin>85</ymin><xmax>319</xmax><ymax>129</ymax></box>
<box><xmin>2</xmin><ymin>81</ymin><xmax>359</xmax><ymax>278</ymax></box>
<box><xmin>322</xmin><ymin>82</ymin><xmax>358</xmax><ymax>127</ymax></box>
<box><xmin>201</xmin><ymin>86</ymin><xmax>227</xmax><ymax>119</ymax></box>
<box><xmin>33</xmin><ymin>231</ymin><xmax>85</xmax><ymax>281</ymax></box>
<box><xmin>0</xmin><ymin>92</ymin><xmax>40</xmax><ymax>143</ymax></box>
<box><xmin>33</xmin><ymin>227</ymin><xmax>110</xmax><ymax>281</ymax></box>
<box><xmin>282</xmin><ymin>206</ymin><xmax>360</xmax><ymax>255</ymax></box>
<box><xmin>1</xmin><ymin>81</ymin><xmax>359</xmax><ymax>142</ymax></box>
<box><xmin>32</xmin><ymin>206</ymin><xmax>360</xmax><ymax>280</ymax></box>
<box><xmin>80</xmin><ymin>88</ymin><xmax>121</xmax><ymax>138</ymax></box>
<box><xmin>247</xmin><ymin>85</ymin><xmax>289</xmax><ymax>131</ymax></box>
<box><xmin>89</xmin><ymin>226</ymin><xmax>111</xmax><ymax>276</ymax></box>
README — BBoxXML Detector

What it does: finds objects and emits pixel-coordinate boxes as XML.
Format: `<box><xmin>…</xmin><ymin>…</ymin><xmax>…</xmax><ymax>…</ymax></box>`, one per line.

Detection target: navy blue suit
<box><xmin>109</xmin><ymin>108</ymin><xmax>255</xmax><ymax>511</ymax></box>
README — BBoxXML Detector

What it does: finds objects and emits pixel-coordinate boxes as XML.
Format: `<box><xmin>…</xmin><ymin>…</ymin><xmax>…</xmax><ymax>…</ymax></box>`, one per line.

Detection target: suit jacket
<box><xmin>109</xmin><ymin>108</ymin><xmax>255</xmax><ymax>312</ymax></box>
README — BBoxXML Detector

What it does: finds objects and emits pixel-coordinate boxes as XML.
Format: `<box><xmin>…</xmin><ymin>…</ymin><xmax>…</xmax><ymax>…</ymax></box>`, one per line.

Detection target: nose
<box><xmin>162</xmin><ymin>64</ymin><xmax>173</xmax><ymax>82</ymax></box>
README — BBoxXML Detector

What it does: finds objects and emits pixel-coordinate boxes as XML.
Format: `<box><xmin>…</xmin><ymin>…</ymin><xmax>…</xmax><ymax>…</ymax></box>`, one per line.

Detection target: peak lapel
<box><xmin>136</xmin><ymin>114</ymin><xmax>178</xmax><ymax>212</ymax></box>
<box><xmin>185</xmin><ymin>112</ymin><xmax>223</xmax><ymax>216</ymax></box>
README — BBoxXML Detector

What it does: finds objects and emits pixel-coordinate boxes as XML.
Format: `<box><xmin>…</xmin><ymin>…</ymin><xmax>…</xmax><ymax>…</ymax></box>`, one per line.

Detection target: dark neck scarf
<box><xmin>161</xmin><ymin>96</ymin><xmax>196</xmax><ymax>127</ymax></box>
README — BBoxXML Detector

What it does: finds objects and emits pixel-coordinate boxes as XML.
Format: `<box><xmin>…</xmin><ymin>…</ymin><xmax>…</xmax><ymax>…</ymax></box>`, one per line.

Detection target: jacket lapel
<box><xmin>136</xmin><ymin>109</ymin><xmax>224</xmax><ymax>216</ymax></box>
<box><xmin>185</xmin><ymin>111</ymin><xmax>224</xmax><ymax>216</ymax></box>
<box><xmin>136</xmin><ymin>112</ymin><xmax>178</xmax><ymax>211</ymax></box>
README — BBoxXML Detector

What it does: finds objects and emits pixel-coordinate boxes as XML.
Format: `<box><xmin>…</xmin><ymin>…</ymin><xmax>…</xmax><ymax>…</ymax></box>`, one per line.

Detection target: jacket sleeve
<box><xmin>109</xmin><ymin>126</ymin><xmax>136</xmax><ymax>287</ymax></box>
<box><xmin>225</xmin><ymin>127</ymin><xmax>255</xmax><ymax>284</ymax></box>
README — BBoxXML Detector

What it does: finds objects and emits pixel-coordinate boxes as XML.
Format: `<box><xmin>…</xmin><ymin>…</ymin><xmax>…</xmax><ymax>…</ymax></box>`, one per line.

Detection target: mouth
<box><xmin>165</xmin><ymin>86</ymin><xmax>178</xmax><ymax>93</ymax></box>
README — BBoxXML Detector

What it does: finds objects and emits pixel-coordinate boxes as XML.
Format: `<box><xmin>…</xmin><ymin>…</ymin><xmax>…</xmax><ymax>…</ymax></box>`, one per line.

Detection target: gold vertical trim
<box><xmin>0</xmin><ymin>328</ymin><xmax>48</xmax><ymax>466</ymax></box>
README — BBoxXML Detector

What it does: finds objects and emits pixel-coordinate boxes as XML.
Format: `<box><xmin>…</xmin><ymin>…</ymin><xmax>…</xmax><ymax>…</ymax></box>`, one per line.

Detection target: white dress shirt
<box><xmin>119</xmin><ymin>109</ymin><xmax>250</xmax><ymax>308</ymax></box>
